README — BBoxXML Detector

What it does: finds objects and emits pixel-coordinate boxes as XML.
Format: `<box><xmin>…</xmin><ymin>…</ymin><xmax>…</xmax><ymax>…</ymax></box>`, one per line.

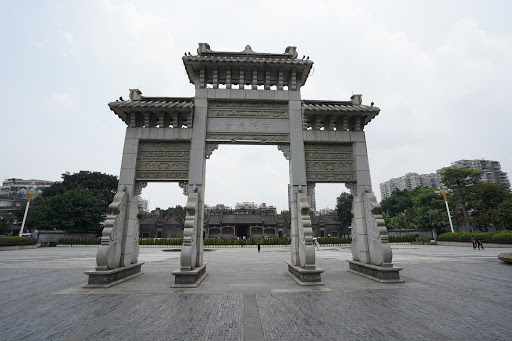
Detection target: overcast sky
<box><xmin>2</xmin><ymin>0</ymin><xmax>511</xmax><ymax>212</ymax></box>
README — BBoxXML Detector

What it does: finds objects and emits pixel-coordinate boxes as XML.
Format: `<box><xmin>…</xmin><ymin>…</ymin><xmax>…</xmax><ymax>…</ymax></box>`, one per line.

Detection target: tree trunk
<box><xmin>432</xmin><ymin>228</ymin><xmax>438</xmax><ymax>241</ymax></box>
<box><xmin>461</xmin><ymin>204</ymin><xmax>472</xmax><ymax>232</ymax></box>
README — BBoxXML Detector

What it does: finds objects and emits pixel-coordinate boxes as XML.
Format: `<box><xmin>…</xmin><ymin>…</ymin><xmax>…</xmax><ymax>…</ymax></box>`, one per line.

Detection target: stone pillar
<box><xmin>350</xmin><ymin>135</ymin><xmax>371</xmax><ymax>263</ymax></box>
<box><xmin>287</xmin><ymin>91</ymin><xmax>316</xmax><ymax>272</ymax></box>
<box><xmin>86</xmin><ymin>127</ymin><xmax>144</xmax><ymax>288</ymax></box>
<box><xmin>185</xmin><ymin>92</ymin><xmax>208</xmax><ymax>269</ymax></box>
<box><xmin>115</xmin><ymin>127</ymin><xmax>141</xmax><ymax>267</ymax></box>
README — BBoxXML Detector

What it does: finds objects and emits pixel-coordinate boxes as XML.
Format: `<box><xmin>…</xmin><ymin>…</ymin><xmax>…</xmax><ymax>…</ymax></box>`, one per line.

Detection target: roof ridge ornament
<box><xmin>196</xmin><ymin>42</ymin><xmax>298</xmax><ymax>59</ymax></box>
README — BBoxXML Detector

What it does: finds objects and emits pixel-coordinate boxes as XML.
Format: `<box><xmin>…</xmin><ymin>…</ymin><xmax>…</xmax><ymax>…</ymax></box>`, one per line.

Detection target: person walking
<box><xmin>477</xmin><ymin>239</ymin><xmax>484</xmax><ymax>250</ymax></box>
<box><xmin>471</xmin><ymin>236</ymin><xmax>477</xmax><ymax>250</ymax></box>
<box><xmin>257</xmin><ymin>241</ymin><xmax>261</xmax><ymax>252</ymax></box>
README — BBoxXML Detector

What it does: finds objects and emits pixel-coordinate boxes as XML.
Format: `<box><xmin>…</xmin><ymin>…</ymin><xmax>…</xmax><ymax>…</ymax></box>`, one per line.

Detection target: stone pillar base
<box><xmin>498</xmin><ymin>253</ymin><xmax>512</xmax><ymax>263</ymax></box>
<box><xmin>171</xmin><ymin>262</ymin><xmax>208</xmax><ymax>288</ymax></box>
<box><xmin>286</xmin><ymin>261</ymin><xmax>324</xmax><ymax>286</ymax></box>
<box><xmin>347</xmin><ymin>260</ymin><xmax>404</xmax><ymax>283</ymax></box>
<box><xmin>84</xmin><ymin>262</ymin><xmax>144</xmax><ymax>288</ymax></box>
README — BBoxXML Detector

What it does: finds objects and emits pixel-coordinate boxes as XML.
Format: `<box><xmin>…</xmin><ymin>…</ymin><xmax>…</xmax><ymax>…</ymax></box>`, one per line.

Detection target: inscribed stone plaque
<box><xmin>304</xmin><ymin>143</ymin><xmax>355</xmax><ymax>182</ymax></box>
<box><xmin>136</xmin><ymin>141</ymin><xmax>191</xmax><ymax>181</ymax></box>
<box><xmin>206</xmin><ymin>101</ymin><xmax>289</xmax><ymax>142</ymax></box>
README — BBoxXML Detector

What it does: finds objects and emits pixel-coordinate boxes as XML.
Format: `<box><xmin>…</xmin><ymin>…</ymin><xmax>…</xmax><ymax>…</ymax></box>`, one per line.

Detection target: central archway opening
<box><xmin>204</xmin><ymin>144</ymin><xmax>289</xmax><ymax>240</ymax></box>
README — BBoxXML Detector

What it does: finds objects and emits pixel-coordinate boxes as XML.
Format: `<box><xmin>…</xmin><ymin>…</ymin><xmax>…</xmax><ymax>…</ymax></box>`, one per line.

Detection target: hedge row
<box><xmin>58</xmin><ymin>238</ymin><xmax>101</xmax><ymax>245</ymax></box>
<box><xmin>389</xmin><ymin>234</ymin><xmax>417</xmax><ymax>243</ymax></box>
<box><xmin>139</xmin><ymin>238</ymin><xmax>183</xmax><ymax>246</ymax></box>
<box><xmin>56</xmin><ymin>236</ymin><xmax>420</xmax><ymax>246</ymax></box>
<box><xmin>0</xmin><ymin>236</ymin><xmax>37</xmax><ymax>246</ymax></box>
<box><xmin>438</xmin><ymin>231</ymin><xmax>512</xmax><ymax>242</ymax></box>
<box><xmin>492</xmin><ymin>231</ymin><xmax>512</xmax><ymax>242</ymax></box>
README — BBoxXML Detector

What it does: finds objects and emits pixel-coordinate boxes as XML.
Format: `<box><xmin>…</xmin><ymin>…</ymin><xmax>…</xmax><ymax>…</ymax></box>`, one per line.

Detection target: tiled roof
<box><xmin>206</xmin><ymin>214</ymin><xmax>277</xmax><ymax>226</ymax></box>
<box><xmin>302</xmin><ymin>101</ymin><xmax>379</xmax><ymax>113</ymax></box>
<box><xmin>140</xmin><ymin>216</ymin><xmax>159</xmax><ymax>225</ymax></box>
<box><xmin>182</xmin><ymin>55</ymin><xmax>313</xmax><ymax>66</ymax></box>
<box><xmin>108</xmin><ymin>98</ymin><xmax>194</xmax><ymax>110</ymax></box>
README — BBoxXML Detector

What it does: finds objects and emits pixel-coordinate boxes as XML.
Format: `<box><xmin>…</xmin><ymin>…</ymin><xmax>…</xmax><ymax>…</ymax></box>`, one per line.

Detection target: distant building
<box><xmin>0</xmin><ymin>178</ymin><xmax>54</xmax><ymax>201</ymax></box>
<box><xmin>437</xmin><ymin>159</ymin><xmax>510</xmax><ymax>190</ymax></box>
<box><xmin>235</xmin><ymin>202</ymin><xmax>257</xmax><ymax>209</ymax></box>
<box><xmin>380</xmin><ymin>172</ymin><xmax>440</xmax><ymax>200</ymax></box>
<box><xmin>380</xmin><ymin>158</ymin><xmax>510</xmax><ymax>201</ymax></box>
<box><xmin>138</xmin><ymin>203</ymin><xmax>347</xmax><ymax>239</ymax></box>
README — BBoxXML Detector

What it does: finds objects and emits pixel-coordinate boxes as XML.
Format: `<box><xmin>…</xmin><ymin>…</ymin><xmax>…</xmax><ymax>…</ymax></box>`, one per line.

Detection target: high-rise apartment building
<box><xmin>437</xmin><ymin>159</ymin><xmax>510</xmax><ymax>190</ymax></box>
<box><xmin>379</xmin><ymin>172</ymin><xmax>440</xmax><ymax>200</ymax></box>
<box><xmin>380</xmin><ymin>159</ymin><xmax>510</xmax><ymax>201</ymax></box>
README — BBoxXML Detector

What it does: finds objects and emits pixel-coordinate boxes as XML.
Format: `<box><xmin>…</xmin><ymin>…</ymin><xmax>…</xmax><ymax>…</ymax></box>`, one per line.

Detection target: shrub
<box><xmin>58</xmin><ymin>238</ymin><xmax>101</xmax><ymax>245</ymax></box>
<box><xmin>459</xmin><ymin>232</ymin><xmax>489</xmax><ymax>241</ymax></box>
<box><xmin>401</xmin><ymin>234</ymin><xmax>417</xmax><ymax>242</ymax></box>
<box><xmin>491</xmin><ymin>232</ymin><xmax>512</xmax><ymax>242</ymax></box>
<box><xmin>438</xmin><ymin>232</ymin><xmax>461</xmax><ymax>241</ymax></box>
<box><xmin>317</xmin><ymin>237</ymin><xmax>351</xmax><ymax>245</ymax></box>
<box><xmin>0</xmin><ymin>236</ymin><xmax>30</xmax><ymax>244</ymax></box>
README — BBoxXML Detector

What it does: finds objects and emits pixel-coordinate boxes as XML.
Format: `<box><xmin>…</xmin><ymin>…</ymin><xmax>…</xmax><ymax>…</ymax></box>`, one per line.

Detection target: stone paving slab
<box><xmin>0</xmin><ymin>245</ymin><xmax>511</xmax><ymax>340</ymax></box>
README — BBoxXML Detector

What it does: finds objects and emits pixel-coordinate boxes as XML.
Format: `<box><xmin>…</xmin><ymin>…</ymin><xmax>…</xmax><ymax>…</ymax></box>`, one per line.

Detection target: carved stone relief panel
<box><xmin>208</xmin><ymin>101</ymin><xmax>288</xmax><ymax>118</ymax></box>
<box><xmin>206</xmin><ymin>134</ymin><xmax>289</xmax><ymax>143</ymax></box>
<box><xmin>136</xmin><ymin>141</ymin><xmax>191</xmax><ymax>181</ymax></box>
<box><xmin>304</xmin><ymin>143</ymin><xmax>355</xmax><ymax>182</ymax></box>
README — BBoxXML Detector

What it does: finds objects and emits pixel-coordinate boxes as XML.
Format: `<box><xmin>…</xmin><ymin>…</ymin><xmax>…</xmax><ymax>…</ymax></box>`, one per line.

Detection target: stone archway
<box><xmin>85</xmin><ymin>43</ymin><xmax>403</xmax><ymax>288</ymax></box>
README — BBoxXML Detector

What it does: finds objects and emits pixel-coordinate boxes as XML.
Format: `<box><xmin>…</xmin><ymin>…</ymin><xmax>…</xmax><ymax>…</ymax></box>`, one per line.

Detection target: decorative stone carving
<box><xmin>135</xmin><ymin>181</ymin><xmax>147</xmax><ymax>196</ymax></box>
<box><xmin>96</xmin><ymin>192</ymin><xmax>127</xmax><ymax>270</ymax></box>
<box><xmin>345</xmin><ymin>183</ymin><xmax>357</xmax><ymax>196</ymax></box>
<box><xmin>135</xmin><ymin>172</ymin><xmax>189</xmax><ymax>180</ymax></box>
<box><xmin>205</xmin><ymin>143</ymin><xmax>218</xmax><ymax>159</ymax></box>
<box><xmin>181</xmin><ymin>193</ymin><xmax>199</xmax><ymax>271</ymax></box>
<box><xmin>304</xmin><ymin>143</ymin><xmax>355</xmax><ymax>182</ymax></box>
<box><xmin>209</xmin><ymin>101</ymin><xmax>288</xmax><ymax>111</ymax></box>
<box><xmin>305</xmin><ymin>161</ymin><xmax>353</xmax><ymax>171</ymax></box>
<box><xmin>209</xmin><ymin>111</ymin><xmax>288</xmax><ymax>119</ymax></box>
<box><xmin>179</xmin><ymin>181</ymin><xmax>189</xmax><ymax>196</ymax></box>
<box><xmin>363</xmin><ymin>192</ymin><xmax>393</xmax><ymax>267</ymax></box>
<box><xmin>206</xmin><ymin>134</ymin><xmax>289</xmax><ymax>142</ymax></box>
<box><xmin>136</xmin><ymin>141</ymin><xmax>191</xmax><ymax>181</ymax></box>
<box><xmin>277</xmin><ymin>145</ymin><xmax>290</xmax><ymax>160</ymax></box>
<box><xmin>306</xmin><ymin>174</ymin><xmax>355</xmax><ymax>181</ymax></box>
<box><xmin>296</xmin><ymin>192</ymin><xmax>316</xmax><ymax>270</ymax></box>
<box><xmin>307</xmin><ymin>182</ymin><xmax>316</xmax><ymax>192</ymax></box>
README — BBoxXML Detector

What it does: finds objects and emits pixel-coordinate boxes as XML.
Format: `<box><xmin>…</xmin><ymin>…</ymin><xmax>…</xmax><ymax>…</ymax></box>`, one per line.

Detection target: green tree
<box><xmin>440</xmin><ymin>168</ymin><xmax>483</xmax><ymax>231</ymax></box>
<box><xmin>411</xmin><ymin>187</ymin><xmax>446</xmax><ymax>211</ymax></box>
<box><xmin>42</xmin><ymin>171</ymin><xmax>118</xmax><ymax>207</ymax></box>
<box><xmin>497</xmin><ymin>198</ymin><xmax>512</xmax><ymax>229</ymax></box>
<box><xmin>381</xmin><ymin>189</ymin><xmax>415</xmax><ymax>217</ymax></box>
<box><xmin>471</xmin><ymin>182</ymin><xmax>511</xmax><ymax>230</ymax></box>
<box><xmin>24</xmin><ymin>187</ymin><xmax>106</xmax><ymax>233</ymax></box>
<box><xmin>17</xmin><ymin>171</ymin><xmax>118</xmax><ymax>234</ymax></box>
<box><xmin>335</xmin><ymin>192</ymin><xmax>353</xmax><ymax>225</ymax></box>
<box><xmin>0</xmin><ymin>211</ymin><xmax>15</xmax><ymax>236</ymax></box>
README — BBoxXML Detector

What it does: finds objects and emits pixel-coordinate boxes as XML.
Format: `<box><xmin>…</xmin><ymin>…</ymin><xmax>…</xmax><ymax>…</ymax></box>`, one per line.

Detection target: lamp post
<box><xmin>19</xmin><ymin>190</ymin><xmax>34</xmax><ymax>236</ymax></box>
<box><xmin>436</xmin><ymin>188</ymin><xmax>454</xmax><ymax>233</ymax></box>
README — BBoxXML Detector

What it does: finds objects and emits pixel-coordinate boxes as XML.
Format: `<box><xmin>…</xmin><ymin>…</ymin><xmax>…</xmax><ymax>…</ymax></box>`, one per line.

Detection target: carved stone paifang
<box><xmin>136</xmin><ymin>141</ymin><xmax>191</xmax><ymax>181</ymax></box>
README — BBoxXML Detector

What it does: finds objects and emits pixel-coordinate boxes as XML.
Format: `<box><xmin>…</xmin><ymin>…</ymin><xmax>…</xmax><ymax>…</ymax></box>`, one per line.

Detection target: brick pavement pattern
<box><xmin>0</xmin><ymin>245</ymin><xmax>511</xmax><ymax>340</ymax></box>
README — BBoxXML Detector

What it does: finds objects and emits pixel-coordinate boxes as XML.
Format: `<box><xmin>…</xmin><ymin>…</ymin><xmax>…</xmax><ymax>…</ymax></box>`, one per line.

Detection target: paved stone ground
<box><xmin>0</xmin><ymin>245</ymin><xmax>511</xmax><ymax>340</ymax></box>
